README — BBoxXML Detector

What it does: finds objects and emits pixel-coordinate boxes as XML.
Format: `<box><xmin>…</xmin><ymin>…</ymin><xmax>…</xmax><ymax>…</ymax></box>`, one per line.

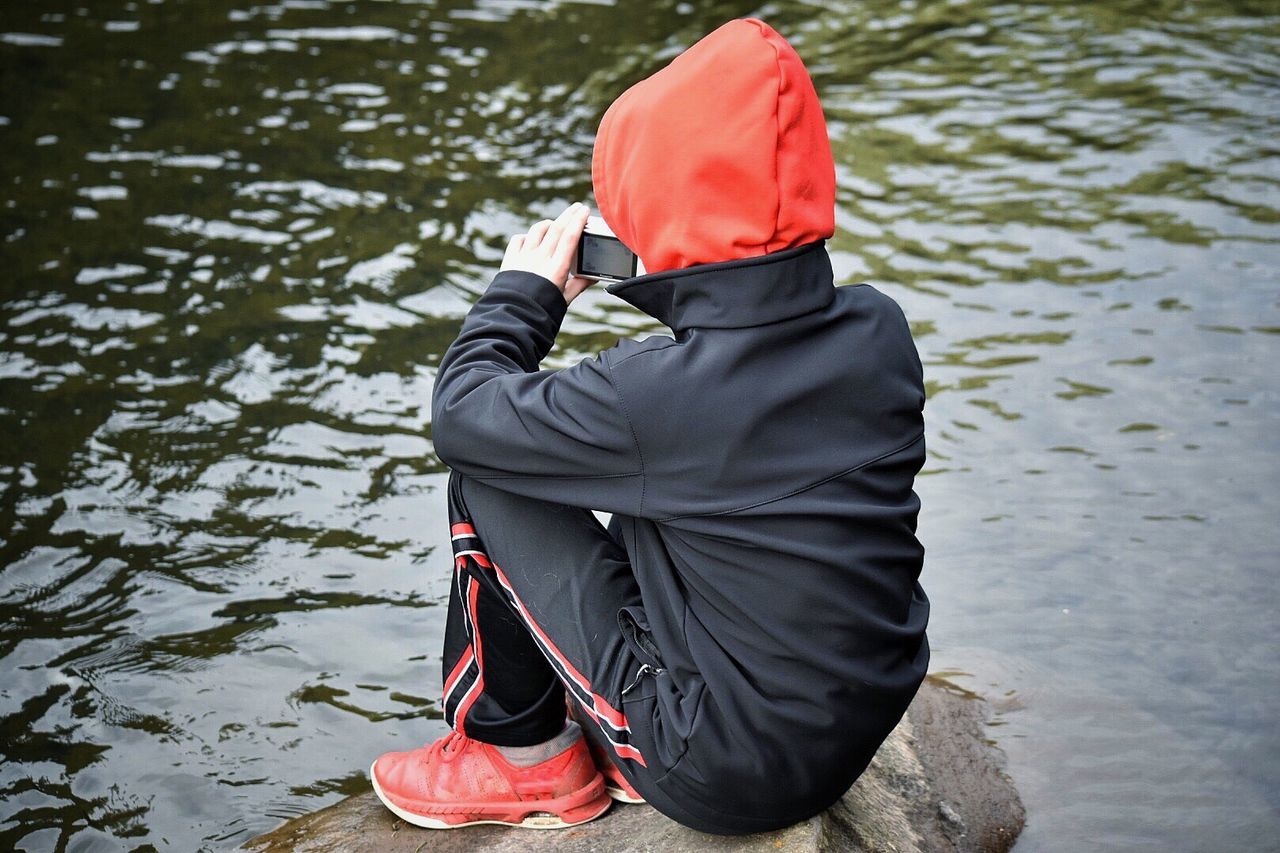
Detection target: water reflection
<box><xmin>1</xmin><ymin>0</ymin><xmax>1278</xmax><ymax>849</ymax></box>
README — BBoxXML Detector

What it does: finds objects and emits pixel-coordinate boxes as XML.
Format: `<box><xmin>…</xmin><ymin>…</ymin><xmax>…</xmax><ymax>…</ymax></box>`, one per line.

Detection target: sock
<box><xmin>494</xmin><ymin>720</ymin><xmax>582</xmax><ymax>767</ymax></box>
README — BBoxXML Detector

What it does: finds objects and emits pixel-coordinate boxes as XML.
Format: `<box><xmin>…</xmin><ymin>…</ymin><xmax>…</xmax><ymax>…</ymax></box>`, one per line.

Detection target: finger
<box><xmin>526</xmin><ymin>218</ymin><xmax>553</xmax><ymax>248</ymax></box>
<box><xmin>552</xmin><ymin>201</ymin><xmax>585</xmax><ymax>229</ymax></box>
<box><xmin>499</xmin><ymin>233</ymin><xmax>525</xmax><ymax>270</ymax></box>
<box><xmin>538</xmin><ymin>204</ymin><xmax>582</xmax><ymax>255</ymax></box>
<box><xmin>552</xmin><ymin>203</ymin><xmax>590</xmax><ymax>260</ymax></box>
<box><xmin>540</xmin><ymin>219</ymin><xmax>564</xmax><ymax>255</ymax></box>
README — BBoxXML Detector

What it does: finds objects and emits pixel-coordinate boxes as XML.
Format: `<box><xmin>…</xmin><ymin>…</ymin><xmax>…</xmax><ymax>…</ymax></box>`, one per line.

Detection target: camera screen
<box><xmin>580</xmin><ymin>233</ymin><xmax>636</xmax><ymax>279</ymax></box>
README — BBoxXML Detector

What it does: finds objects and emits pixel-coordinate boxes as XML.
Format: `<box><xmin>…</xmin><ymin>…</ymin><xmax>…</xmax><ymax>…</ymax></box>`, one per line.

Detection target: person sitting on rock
<box><xmin>370</xmin><ymin>16</ymin><xmax>930</xmax><ymax>835</ymax></box>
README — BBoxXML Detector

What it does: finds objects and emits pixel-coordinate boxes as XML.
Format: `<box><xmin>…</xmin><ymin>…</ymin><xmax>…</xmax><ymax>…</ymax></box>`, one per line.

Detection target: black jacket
<box><xmin>432</xmin><ymin>238</ymin><xmax>929</xmax><ymax>817</ymax></box>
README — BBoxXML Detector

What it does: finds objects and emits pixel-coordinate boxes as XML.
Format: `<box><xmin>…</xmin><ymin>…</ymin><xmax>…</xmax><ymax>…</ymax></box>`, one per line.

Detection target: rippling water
<box><xmin>1</xmin><ymin>1</ymin><xmax>1277</xmax><ymax>849</ymax></box>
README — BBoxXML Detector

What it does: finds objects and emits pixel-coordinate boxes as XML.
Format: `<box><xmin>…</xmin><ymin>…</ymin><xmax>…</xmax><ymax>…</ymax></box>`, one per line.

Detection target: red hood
<box><xmin>591</xmin><ymin>17</ymin><xmax>835</xmax><ymax>275</ymax></box>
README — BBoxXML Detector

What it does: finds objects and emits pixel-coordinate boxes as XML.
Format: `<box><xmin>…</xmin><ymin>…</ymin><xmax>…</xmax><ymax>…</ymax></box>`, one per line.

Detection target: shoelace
<box><xmin>422</xmin><ymin>729</ymin><xmax>470</xmax><ymax>764</ymax></box>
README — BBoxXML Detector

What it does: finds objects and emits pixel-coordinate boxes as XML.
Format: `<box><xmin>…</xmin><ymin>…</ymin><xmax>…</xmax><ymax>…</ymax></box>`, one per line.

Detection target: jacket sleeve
<box><xmin>430</xmin><ymin>270</ymin><xmax>645</xmax><ymax>517</ymax></box>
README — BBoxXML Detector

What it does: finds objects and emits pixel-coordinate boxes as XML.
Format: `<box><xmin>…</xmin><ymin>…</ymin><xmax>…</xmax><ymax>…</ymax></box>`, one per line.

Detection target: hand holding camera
<box><xmin>500</xmin><ymin>202</ymin><xmax>639</xmax><ymax>305</ymax></box>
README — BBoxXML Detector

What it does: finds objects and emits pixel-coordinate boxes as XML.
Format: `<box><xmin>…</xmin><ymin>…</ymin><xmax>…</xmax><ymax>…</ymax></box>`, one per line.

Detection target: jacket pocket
<box><xmin>617</xmin><ymin>605</ymin><xmax>663</xmax><ymax>666</ymax></box>
<box><xmin>616</xmin><ymin>604</ymin><xmax>705</xmax><ymax>773</ymax></box>
<box><xmin>617</xmin><ymin>605</ymin><xmax>666</xmax><ymax>697</ymax></box>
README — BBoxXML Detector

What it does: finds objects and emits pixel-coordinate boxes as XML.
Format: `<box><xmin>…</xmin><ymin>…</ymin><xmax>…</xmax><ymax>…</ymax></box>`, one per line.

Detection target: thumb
<box><xmin>563</xmin><ymin>275</ymin><xmax>597</xmax><ymax>304</ymax></box>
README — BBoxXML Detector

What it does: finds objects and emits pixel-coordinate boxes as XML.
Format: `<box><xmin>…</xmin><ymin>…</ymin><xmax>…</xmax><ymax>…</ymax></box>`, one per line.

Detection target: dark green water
<box><xmin>1</xmin><ymin>1</ymin><xmax>1277</xmax><ymax>849</ymax></box>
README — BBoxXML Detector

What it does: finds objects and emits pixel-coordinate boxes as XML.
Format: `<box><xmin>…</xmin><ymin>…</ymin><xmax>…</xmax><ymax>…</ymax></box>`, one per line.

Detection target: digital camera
<box><xmin>573</xmin><ymin>216</ymin><xmax>640</xmax><ymax>282</ymax></box>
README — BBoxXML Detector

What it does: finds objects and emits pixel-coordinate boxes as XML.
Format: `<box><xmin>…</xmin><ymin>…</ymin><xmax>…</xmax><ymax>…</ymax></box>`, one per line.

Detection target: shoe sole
<box><xmin>370</xmin><ymin>761</ymin><xmax>613</xmax><ymax>830</ymax></box>
<box><xmin>605</xmin><ymin>784</ymin><xmax>646</xmax><ymax>805</ymax></box>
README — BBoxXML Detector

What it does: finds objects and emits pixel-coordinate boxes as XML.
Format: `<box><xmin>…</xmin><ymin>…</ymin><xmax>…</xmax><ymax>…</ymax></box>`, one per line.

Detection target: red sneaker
<box><xmin>584</xmin><ymin>733</ymin><xmax>646</xmax><ymax>804</ymax></box>
<box><xmin>370</xmin><ymin>729</ymin><xmax>612</xmax><ymax>829</ymax></box>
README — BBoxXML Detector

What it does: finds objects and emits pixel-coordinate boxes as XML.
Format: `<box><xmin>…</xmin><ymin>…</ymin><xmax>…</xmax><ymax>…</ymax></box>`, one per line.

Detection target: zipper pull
<box><xmin>622</xmin><ymin>663</ymin><xmax>664</xmax><ymax>696</ymax></box>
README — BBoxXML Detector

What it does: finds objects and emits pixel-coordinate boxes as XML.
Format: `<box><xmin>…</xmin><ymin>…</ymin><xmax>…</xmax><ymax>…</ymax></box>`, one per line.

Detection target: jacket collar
<box><xmin>605</xmin><ymin>240</ymin><xmax>835</xmax><ymax>333</ymax></box>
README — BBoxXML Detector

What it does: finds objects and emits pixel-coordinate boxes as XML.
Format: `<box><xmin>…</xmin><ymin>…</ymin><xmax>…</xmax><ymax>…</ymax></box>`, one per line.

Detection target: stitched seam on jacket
<box><xmin>611</xmin><ymin>338</ymin><xmax>679</xmax><ymax>367</ymax></box>
<box><xmin>462</xmin><ymin>471</ymin><xmax>642</xmax><ymax>482</ymax></box>
<box><xmin>659</xmin><ymin>431</ymin><xmax>924</xmax><ymax>521</ymax></box>
<box><xmin>605</xmin><ymin>352</ymin><xmax>647</xmax><ymax>516</ymax></box>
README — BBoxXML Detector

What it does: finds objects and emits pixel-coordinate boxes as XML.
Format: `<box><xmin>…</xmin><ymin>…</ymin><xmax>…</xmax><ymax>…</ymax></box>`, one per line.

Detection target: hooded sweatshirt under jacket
<box><xmin>432</xmin><ymin>17</ymin><xmax>929</xmax><ymax>824</ymax></box>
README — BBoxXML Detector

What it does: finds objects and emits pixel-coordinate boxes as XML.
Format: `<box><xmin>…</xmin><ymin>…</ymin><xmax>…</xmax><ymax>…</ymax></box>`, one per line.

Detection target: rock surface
<box><xmin>244</xmin><ymin>677</ymin><xmax>1024</xmax><ymax>852</ymax></box>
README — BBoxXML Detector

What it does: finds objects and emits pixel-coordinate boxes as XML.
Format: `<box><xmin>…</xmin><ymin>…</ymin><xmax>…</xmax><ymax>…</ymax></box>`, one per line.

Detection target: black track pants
<box><xmin>439</xmin><ymin>471</ymin><xmax>758</xmax><ymax>834</ymax></box>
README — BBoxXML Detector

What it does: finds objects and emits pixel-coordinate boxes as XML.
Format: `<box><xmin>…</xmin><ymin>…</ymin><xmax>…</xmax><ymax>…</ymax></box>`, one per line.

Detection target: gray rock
<box><xmin>244</xmin><ymin>677</ymin><xmax>1024</xmax><ymax>853</ymax></box>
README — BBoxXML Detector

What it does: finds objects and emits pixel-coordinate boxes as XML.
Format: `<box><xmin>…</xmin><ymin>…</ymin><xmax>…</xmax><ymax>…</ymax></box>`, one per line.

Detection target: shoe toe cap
<box><xmin>372</xmin><ymin>748</ymin><xmax>422</xmax><ymax>797</ymax></box>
